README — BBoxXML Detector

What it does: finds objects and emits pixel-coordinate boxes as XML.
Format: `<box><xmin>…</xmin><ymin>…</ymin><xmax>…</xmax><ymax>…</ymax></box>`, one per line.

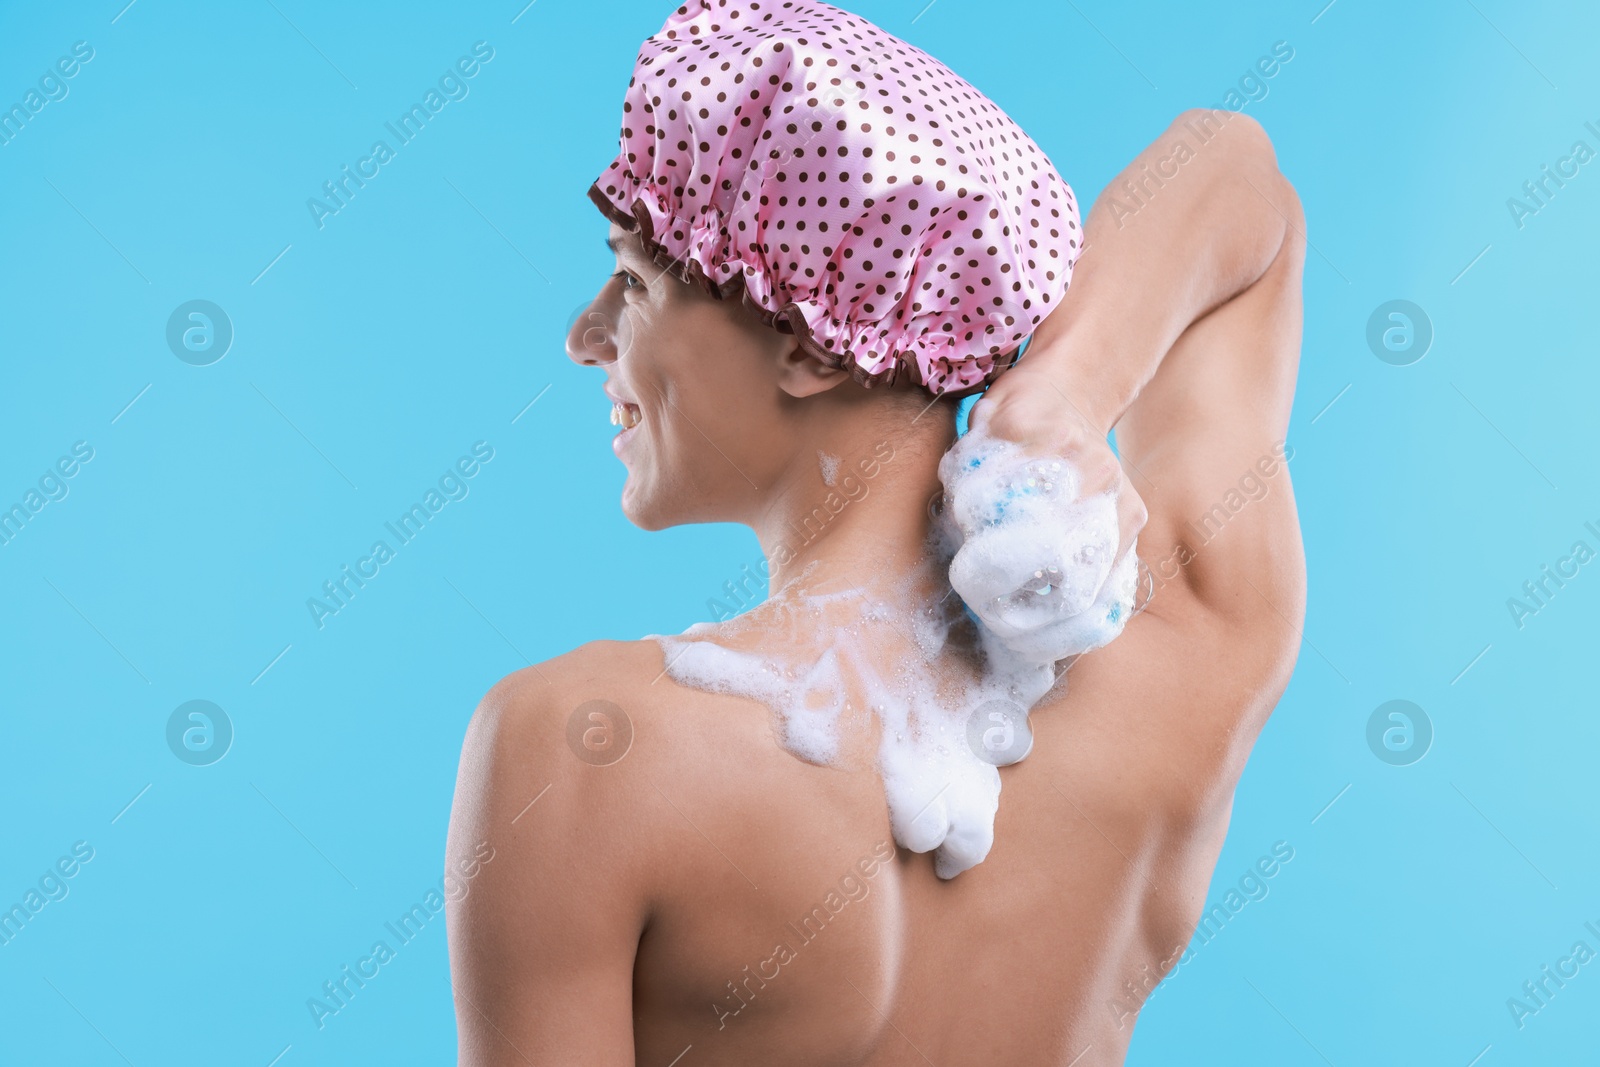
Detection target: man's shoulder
<box><xmin>478</xmin><ymin>637</ymin><xmax>666</xmax><ymax>714</ymax></box>
<box><xmin>448</xmin><ymin>639</ymin><xmax>684</xmax><ymax>903</ymax></box>
<box><xmin>454</xmin><ymin>636</ymin><xmax>783</xmax><ymax>825</ymax></box>
<box><xmin>448</xmin><ymin>635</ymin><xmax>841</xmax><ymax>901</ymax></box>
<box><xmin>459</xmin><ymin>638</ymin><xmax>668</xmax><ymax>787</ymax></box>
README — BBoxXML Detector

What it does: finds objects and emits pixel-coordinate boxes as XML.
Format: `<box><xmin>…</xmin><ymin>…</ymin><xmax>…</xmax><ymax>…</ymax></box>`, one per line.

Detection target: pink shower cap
<box><xmin>587</xmin><ymin>0</ymin><xmax>1082</xmax><ymax>398</ymax></box>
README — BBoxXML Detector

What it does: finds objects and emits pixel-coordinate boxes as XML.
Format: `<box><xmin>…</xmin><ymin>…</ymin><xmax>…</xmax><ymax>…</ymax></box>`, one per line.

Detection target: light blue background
<box><xmin>1</xmin><ymin>0</ymin><xmax>1595</xmax><ymax>1063</ymax></box>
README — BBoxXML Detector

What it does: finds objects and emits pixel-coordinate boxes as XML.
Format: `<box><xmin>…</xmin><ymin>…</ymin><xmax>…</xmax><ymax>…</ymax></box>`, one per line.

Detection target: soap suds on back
<box><xmin>818</xmin><ymin>450</ymin><xmax>841</xmax><ymax>486</ymax></box>
<box><xmin>653</xmin><ymin>424</ymin><xmax>1143</xmax><ymax>878</ymax></box>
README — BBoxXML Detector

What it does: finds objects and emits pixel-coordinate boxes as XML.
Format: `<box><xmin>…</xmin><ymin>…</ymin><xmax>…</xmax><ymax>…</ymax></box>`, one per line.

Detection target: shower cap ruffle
<box><xmin>587</xmin><ymin>0</ymin><xmax>1082</xmax><ymax>398</ymax></box>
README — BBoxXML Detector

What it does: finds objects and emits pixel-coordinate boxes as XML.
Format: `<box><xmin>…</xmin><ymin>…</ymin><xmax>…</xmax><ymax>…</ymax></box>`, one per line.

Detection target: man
<box><xmin>446</xmin><ymin>88</ymin><xmax>1304</xmax><ymax>1062</ymax></box>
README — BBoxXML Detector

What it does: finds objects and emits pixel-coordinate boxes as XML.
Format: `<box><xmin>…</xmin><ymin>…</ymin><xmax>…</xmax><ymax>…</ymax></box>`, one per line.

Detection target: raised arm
<box><xmin>976</xmin><ymin>108</ymin><xmax>1306</xmax><ymax>809</ymax></box>
<box><xmin>980</xmin><ymin>107</ymin><xmax>1305</xmax><ymax>626</ymax></box>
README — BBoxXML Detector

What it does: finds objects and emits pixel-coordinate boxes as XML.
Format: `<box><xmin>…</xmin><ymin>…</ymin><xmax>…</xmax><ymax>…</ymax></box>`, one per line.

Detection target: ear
<box><xmin>775</xmin><ymin>342</ymin><xmax>852</xmax><ymax>399</ymax></box>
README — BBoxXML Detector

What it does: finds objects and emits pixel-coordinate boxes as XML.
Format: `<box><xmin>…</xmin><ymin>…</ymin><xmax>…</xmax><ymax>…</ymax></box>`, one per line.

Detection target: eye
<box><xmin>612</xmin><ymin>269</ymin><xmax>641</xmax><ymax>292</ymax></box>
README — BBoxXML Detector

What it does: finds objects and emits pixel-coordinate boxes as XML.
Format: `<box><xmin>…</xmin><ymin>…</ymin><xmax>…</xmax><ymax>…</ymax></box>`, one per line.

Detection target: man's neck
<box><xmin>751</xmin><ymin>423</ymin><xmax>954</xmax><ymax>594</ymax></box>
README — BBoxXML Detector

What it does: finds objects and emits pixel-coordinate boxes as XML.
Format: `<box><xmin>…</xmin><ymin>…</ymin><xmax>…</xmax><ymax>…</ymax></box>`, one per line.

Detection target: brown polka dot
<box><xmin>586</xmin><ymin>0</ymin><xmax>1080</xmax><ymax>397</ymax></box>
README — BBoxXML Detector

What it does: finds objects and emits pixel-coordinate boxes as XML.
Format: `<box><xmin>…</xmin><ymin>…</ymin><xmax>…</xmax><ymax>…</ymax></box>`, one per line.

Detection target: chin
<box><xmin>619</xmin><ymin>478</ymin><xmax>673</xmax><ymax>531</ymax></box>
<box><xmin>619</xmin><ymin>475</ymin><xmax>724</xmax><ymax>532</ymax></box>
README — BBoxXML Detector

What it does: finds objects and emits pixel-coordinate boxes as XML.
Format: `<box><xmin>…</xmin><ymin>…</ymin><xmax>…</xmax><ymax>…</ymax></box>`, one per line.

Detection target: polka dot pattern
<box><xmin>587</xmin><ymin>0</ymin><xmax>1081</xmax><ymax>397</ymax></box>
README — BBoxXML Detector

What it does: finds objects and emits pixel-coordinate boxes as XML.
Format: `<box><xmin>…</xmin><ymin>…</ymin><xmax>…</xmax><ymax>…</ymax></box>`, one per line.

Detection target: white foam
<box><xmin>652</xmin><ymin>423</ymin><xmax>1141</xmax><ymax>878</ymax></box>
<box><xmin>937</xmin><ymin>429</ymin><xmax>1141</xmax><ymax>664</ymax></box>
<box><xmin>818</xmin><ymin>450</ymin><xmax>841</xmax><ymax>486</ymax></box>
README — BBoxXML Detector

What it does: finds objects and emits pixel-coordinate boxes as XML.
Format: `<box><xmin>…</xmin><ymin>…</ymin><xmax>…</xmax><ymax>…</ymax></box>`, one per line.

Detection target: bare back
<box><xmin>448</xmin><ymin>565</ymin><xmax>1299</xmax><ymax>1066</ymax></box>
<box><xmin>626</xmin><ymin>573</ymin><xmax>1295</xmax><ymax>1065</ymax></box>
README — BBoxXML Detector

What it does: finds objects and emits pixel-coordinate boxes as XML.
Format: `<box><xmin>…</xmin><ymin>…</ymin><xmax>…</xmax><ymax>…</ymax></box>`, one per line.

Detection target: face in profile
<box><xmin>567</xmin><ymin>224</ymin><xmax>864</xmax><ymax>532</ymax></box>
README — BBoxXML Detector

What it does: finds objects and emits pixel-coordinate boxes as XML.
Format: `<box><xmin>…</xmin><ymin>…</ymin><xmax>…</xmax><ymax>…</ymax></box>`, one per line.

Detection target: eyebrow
<box><xmin>605</xmin><ymin>233</ymin><xmax>630</xmax><ymax>255</ymax></box>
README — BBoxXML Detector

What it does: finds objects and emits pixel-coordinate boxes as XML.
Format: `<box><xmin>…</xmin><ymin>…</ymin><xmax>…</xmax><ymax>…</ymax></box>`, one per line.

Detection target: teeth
<box><xmin>611</xmin><ymin>402</ymin><xmax>641</xmax><ymax>430</ymax></box>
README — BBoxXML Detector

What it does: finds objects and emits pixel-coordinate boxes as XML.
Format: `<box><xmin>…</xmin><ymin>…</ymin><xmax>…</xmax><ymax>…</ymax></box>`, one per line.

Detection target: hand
<box><xmin>969</xmin><ymin>365</ymin><xmax>1149</xmax><ymax>571</ymax></box>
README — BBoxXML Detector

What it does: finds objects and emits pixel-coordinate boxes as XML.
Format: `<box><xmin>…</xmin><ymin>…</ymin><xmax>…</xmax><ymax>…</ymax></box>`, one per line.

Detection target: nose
<box><xmin>566</xmin><ymin>293</ymin><xmax>618</xmax><ymax>367</ymax></box>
